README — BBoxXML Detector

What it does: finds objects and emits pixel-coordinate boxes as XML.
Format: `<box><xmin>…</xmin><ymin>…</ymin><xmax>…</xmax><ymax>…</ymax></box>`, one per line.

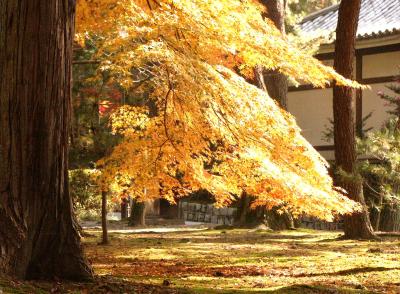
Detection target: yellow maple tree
<box><xmin>76</xmin><ymin>0</ymin><xmax>362</xmax><ymax>221</ymax></box>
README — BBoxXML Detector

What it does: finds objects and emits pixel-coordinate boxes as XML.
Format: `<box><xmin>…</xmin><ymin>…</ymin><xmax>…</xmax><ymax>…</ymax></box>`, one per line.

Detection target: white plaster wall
<box><xmin>363</xmin><ymin>51</ymin><xmax>400</xmax><ymax>78</ymax></box>
<box><xmin>362</xmin><ymin>83</ymin><xmax>396</xmax><ymax>131</ymax></box>
<box><xmin>321</xmin><ymin>59</ymin><xmax>334</xmax><ymax>67</ymax></box>
<box><xmin>318</xmin><ymin>150</ymin><xmax>335</xmax><ymax>161</ymax></box>
<box><xmin>287</xmin><ymin>88</ymin><xmax>333</xmax><ymax>146</ymax></box>
<box><xmin>288</xmin><ymin>50</ymin><xmax>399</xmax><ymax>161</ymax></box>
<box><xmin>288</xmin><ymin>82</ymin><xmax>396</xmax><ymax>161</ymax></box>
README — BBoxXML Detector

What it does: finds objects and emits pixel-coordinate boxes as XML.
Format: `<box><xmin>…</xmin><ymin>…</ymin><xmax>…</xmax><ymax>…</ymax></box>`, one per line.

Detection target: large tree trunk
<box><xmin>0</xmin><ymin>0</ymin><xmax>93</xmax><ymax>279</ymax></box>
<box><xmin>333</xmin><ymin>0</ymin><xmax>376</xmax><ymax>239</ymax></box>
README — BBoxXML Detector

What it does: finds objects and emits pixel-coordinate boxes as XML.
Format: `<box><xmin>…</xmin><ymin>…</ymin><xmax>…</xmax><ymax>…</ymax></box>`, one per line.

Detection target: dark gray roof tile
<box><xmin>300</xmin><ymin>0</ymin><xmax>400</xmax><ymax>40</ymax></box>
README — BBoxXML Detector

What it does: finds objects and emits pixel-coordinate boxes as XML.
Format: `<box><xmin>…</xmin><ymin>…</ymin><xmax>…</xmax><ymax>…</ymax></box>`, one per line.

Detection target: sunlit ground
<box><xmin>1</xmin><ymin>227</ymin><xmax>399</xmax><ymax>293</ymax></box>
<box><xmin>83</xmin><ymin>227</ymin><xmax>400</xmax><ymax>293</ymax></box>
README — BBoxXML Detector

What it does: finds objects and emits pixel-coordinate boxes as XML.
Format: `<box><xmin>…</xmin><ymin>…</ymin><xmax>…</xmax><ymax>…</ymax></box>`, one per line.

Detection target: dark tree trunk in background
<box><xmin>373</xmin><ymin>192</ymin><xmax>384</xmax><ymax>231</ymax></box>
<box><xmin>253</xmin><ymin>0</ymin><xmax>293</xmax><ymax>230</ymax></box>
<box><xmin>379</xmin><ymin>205</ymin><xmax>400</xmax><ymax>232</ymax></box>
<box><xmin>333</xmin><ymin>0</ymin><xmax>376</xmax><ymax>239</ymax></box>
<box><xmin>0</xmin><ymin>0</ymin><xmax>92</xmax><ymax>279</ymax></box>
<box><xmin>101</xmin><ymin>191</ymin><xmax>109</xmax><ymax>244</ymax></box>
<box><xmin>235</xmin><ymin>193</ymin><xmax>256</xmax><ymax>226</ymax></box>
<box><xmin>129</xmin><ymin>200</ymin><xmax>146</xmax><ymax>226</ymax></box>
<box><xmin>260</xmin><ymin>0</ymin><xmax>286</xmax><ymax>32</ymax></box>
<box><xmin>121</xmin><ymin>198</ymin><xmax>129</xmax><ymax>220</ymax></box>
<box><xmin>257</xmin><ymin>0</ymin><xmax>289</xmax><ymax>109</ymax></box>
<box><xmin>265</xmin><ymin>207</ymin><xmax>295</xmax><ymax>230</ymax></box>
<box><xmin>235</xmin><ymin>193</ymin><xmax>293</xmax><ymax>230</ymax></box>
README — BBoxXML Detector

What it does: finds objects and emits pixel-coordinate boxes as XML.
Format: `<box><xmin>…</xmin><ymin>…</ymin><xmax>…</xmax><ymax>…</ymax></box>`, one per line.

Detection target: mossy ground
<box><xmin>1</xmin><ymin>227</ymin><xmax>399</xmax><ymax>293</ymax></box>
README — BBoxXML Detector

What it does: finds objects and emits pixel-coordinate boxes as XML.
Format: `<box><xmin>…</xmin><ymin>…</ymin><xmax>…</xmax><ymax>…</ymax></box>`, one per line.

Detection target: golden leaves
<box><xmin>76</xmin><ymin>0</ymin><xmax>361</xmax><ymax>220</ymax></box>
<box><xmin>109</xmin><ymin>105</ymin><xmax>149</xmax><ymax>135</ymax></box>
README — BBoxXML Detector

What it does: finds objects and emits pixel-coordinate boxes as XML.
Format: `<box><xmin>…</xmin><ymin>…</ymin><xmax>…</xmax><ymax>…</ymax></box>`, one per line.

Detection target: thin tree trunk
<box><xmin>333</xmin><ymin>0</ymin><xmax>376</xmax><ymax>239</ymax></box>
<box><xmin>101</xmin><ymin>191</ymin><xmax>109</xmax><ymax>244</ymax></box>
<box><xmin>0</xmin><ymin>0</ymin><xmax>92</xmax><ymax>279</ymax></box>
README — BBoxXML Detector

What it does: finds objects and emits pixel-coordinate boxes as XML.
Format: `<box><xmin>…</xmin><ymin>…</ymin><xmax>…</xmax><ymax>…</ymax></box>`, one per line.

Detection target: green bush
<box><xmin>69</xmin><ymin>169</ymin><xmax>102</xmax><ymax>221</ymax></box>
<box><xmin>357</xmin><ymin>77</ymin><xmax>400</xmax><ymax>231</ymax></box>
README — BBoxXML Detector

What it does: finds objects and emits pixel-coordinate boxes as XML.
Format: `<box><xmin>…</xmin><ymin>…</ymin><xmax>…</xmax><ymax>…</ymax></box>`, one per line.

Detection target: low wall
<box><xmin>179</xmin><ymin>201</ymin><xmax>237</xmax><ymax>225</ymax></box>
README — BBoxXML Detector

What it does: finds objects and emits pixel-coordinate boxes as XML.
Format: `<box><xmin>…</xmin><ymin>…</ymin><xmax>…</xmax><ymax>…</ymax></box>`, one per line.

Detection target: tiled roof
<box><xmin>300</xmin><ymin>0</ymin><xmax>400</xmax><ymax>40</ymax></box>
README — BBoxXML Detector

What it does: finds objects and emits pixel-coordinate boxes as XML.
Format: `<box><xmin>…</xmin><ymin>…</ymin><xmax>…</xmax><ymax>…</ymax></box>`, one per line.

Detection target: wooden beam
<box><xmin>362</xmin><ymin>75</ymin><xmax>398</xmax><ymax>84</ymax></box>
<box><xmin>289</xmin><ymin>75</ymin><xmax>398</xmax><ymax>92</ymax></box>
<box><xmin>356</xmin><ymin>43</ymin><xmax>400</xmax><ymax>56</ymax></box>
<box><xmin>314</xmin><ymin>145</ymin><xmax>335</xmax><ymax>151</ymax></box>
<box><xmin>315</xmin><ymin>52</ymin><xmax>335</xmax><ymax>61</ymax></box>
<box><xmin>315</xmin><ymin>43</ymin><xmax>400</xmax><ymax>61</ymax></box>
<box><xmin>288</xmin><ymin>84</ymin><xmax>330</xmax><ymax>92</ymax></box>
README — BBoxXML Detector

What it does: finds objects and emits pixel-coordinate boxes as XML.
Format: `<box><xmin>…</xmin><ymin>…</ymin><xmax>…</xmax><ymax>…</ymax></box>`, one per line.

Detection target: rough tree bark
<box><xmin>333</xmin><ymin>0</ymin><xmax>376</xmax><ymax>239</ymax></box>
<box><xmin>0</xmin><ymin>0</ymin><xmax>93</xmax><ymax>279</ymax></box>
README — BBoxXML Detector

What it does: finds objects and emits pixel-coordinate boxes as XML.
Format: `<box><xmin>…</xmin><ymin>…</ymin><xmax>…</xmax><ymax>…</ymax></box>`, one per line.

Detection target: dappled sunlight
<box><xmin>2</xmin><ymin>0</ymin><xmax>400</xmax><ymax>292</ymax></box>
<box><xmin>81</xmin><ymin>228</ymin><xmax>400</xmax><ymax>293</ymax></box>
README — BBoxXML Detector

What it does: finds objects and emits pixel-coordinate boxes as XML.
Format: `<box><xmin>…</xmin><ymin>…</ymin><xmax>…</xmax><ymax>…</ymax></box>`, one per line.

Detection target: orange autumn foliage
<box><xmin>76</xmin><ymin>0</ymin><xmax>362</xmax><ymax>221</ymax></box>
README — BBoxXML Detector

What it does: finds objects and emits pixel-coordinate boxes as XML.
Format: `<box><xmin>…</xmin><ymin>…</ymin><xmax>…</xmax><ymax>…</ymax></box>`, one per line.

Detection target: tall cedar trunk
<box><xmin>333</xmin><ymin>0</ymin><xmax>376</xmax><ymax>239</ymax></box>
<box><xmin>101</xmin><ymin>191</ymin><xmax>109</xmax><ymax>244</ymax></box>
<box><xmin>0</xmin><ymin>0</ymin><xmax>93</xmax><ymax>279</ymax></box>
